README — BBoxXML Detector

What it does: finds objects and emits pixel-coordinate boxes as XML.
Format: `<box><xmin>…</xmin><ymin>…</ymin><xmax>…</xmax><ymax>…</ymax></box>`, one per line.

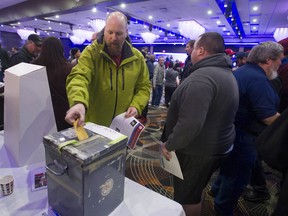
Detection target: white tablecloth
<box><xmin>0</xmin><ymin>131</ymin><xmax>185</xmax><ymax>216</ymax></box>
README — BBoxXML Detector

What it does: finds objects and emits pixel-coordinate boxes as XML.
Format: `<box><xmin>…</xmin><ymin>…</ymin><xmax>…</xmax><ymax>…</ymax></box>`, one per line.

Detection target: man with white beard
<box><xmin>210</xmin><ymin>41</ymin><xmax>284</xmax><ymax>216</ymax></box>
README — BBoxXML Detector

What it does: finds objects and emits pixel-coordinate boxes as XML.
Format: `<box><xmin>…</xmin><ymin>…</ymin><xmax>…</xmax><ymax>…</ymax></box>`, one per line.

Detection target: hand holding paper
<box><xmin>160</xmin><ymin>143</ymin><xmax>183</xmax><ymax>180</ymax></box>
<box><xmin>110</xmin><ymin>113</ymin><xmax>145</xmax><ymax>149</ymax></box>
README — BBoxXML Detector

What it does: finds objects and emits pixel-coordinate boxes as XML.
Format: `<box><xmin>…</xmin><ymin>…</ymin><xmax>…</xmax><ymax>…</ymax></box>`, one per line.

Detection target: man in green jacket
<box><xmin>65</xmin><ymin>12</ymin><xmax>150</xmax><ymax>127</ymax></box>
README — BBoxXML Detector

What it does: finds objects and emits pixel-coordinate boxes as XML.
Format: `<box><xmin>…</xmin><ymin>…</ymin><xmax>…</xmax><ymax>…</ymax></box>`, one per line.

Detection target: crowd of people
<box><xmin>0</xmin><ymin>10</ymin><xmax>287</xmax><ymax>216</ymax></box>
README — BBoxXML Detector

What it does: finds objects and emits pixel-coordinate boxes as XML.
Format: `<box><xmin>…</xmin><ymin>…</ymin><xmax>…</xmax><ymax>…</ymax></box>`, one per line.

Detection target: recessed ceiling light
<box><xmin>120</xmin><ymin>3</ymin><xmax>126</xmax><ymax>8</ymax></box>
<box><xmin>208</xmin><ymin>10</ymin><xmax>212</xmax><ymax>15</ymax></box>
<box><xmin>167</xmin><ymin>24</ymin><xmax>170</xmax><ymax>27</ymax></box>
<box><xmin>148</xmin><ymin>15</ymin><xmax>153</xmax><ymax>20</ymax></box>
<box><xmin>253</xmin><ymin>19</ymin><xmax>257</xmax><ymax>23</ymax></box>
<box><xmin>92</xmin><ymin>7</ymin><xmax>97</xmax><ymax>13</ymax></box>
<box><xmin>216</xmin><ymin>20</ymin><xmax>221</xmax><ymax>25</ymax></box>
<box><xmin>253</xmin><ymin>6</ymin><xmax>258</xmax><ymax>11</ymax></box>
<box><xmin>55</xmin><ymin>15</ymin><xmax>59</xmax><ymax>19</ymax></box>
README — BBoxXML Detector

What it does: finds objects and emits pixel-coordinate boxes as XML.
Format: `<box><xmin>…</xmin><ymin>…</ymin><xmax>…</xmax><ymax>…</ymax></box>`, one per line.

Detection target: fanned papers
<box><xmin>110</xmin><ymin>113</ymin><xmax>145</xmax><ymax>149</ymax></box>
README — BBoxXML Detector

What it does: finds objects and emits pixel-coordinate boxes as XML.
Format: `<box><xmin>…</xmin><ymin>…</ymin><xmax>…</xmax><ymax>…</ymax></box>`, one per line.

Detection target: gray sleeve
<box><xmin>165</xmin><ymin>80</ymin><xmax>214</xmax><ymax>151</ymax></box>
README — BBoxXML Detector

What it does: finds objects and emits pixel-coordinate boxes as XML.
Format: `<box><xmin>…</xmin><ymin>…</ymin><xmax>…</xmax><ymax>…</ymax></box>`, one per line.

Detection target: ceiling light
<box><xmin>178</xmin><ymin>20</ymin><xmax>205</xmax><ymax>39</ymax></box>
<box><xmin>73</xmin><ymin>29</ymin><xmax>93</xmax><ymax>41</ymax></box>
<box><xmin>273</xmin><ymin>28</ymin><xmax>288</xmax><ymax>42</ymax></box>
<box><xmin>207</xmin><ymin>10</ymin><xmax>212</xmax><ymax>15</ymax></box>
<box><xmin>17</xmin><ymin>29</ymin><xmax>36</xmax><ymax>40</ymax></box>
<box><xmin>253</xmin><ymin>6</ymin><xmax>258</xmax><ymax>11</ymax></box>
<box><xmin>90</xmin><ymin>19</ymin><xmax>106</xmax><ymax>32</ymax></box>
<box><xmin>70</xmin><ymin>35</ymin><xmax>85</xmax><ymax>45</ymax></box>
<box><xmin>140</xmin><ymin>32</ymin><xmax>158</xmax><ymax>44</ymax></box>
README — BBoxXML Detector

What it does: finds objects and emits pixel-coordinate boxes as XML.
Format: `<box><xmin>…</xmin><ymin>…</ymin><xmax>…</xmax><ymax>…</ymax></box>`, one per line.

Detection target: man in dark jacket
<box><xmin>161</xmin><ymin>32</ymin><xmax>239</xmax><ymax>216</ymax></box>
<box><xmin>211</xmin><ymin>41</ymin><xmax>283</xmax><ymax>216</ymax></box>
<box><xmin>180</xmin><ymin>39</ymin><xmax>195</xmax><ymax>82</ymax></box>
<box><xmin>0</xmin><ymin>43</ymin><xmax>10</xmax><ymax>82</ymax></box>
<box><xmin>10</xmin><ymin>34</ymin><xmax>42</xmax><ymax>67</ymax></box>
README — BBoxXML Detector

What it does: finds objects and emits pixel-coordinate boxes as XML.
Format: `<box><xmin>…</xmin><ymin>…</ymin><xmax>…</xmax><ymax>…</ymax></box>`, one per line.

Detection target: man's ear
<box><xmin>198</xmin><ymin>47</ymin><xmax>205</xmax><ymax>55</ymax></box>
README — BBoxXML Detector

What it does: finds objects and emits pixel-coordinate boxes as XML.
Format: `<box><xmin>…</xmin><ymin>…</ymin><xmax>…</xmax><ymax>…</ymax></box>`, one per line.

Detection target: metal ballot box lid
<box><xmin>43</xmin><ymin>122</ymin><xmax>128</xmax><ymax>166</ymax></box>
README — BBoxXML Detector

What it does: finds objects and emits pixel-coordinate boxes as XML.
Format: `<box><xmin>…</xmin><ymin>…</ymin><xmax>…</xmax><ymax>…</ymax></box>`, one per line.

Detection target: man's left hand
<box><xmin>161</xmin><ymin>142</ymin><xmax>172</xmax><ymax>160</ymax></box>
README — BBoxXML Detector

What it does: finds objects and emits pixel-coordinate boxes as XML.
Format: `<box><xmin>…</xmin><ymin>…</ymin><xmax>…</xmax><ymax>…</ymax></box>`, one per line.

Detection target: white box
<box><xmin>4</xmin><ymin>62</ymin><xmax>57</xmax><ymax>166</ymax></box>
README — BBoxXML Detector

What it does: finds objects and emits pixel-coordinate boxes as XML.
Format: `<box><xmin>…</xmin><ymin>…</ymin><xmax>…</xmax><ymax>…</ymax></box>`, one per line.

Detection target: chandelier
<box><xmin>17</xmin><ymin>29</ymin><xmax>36</xmax><ymax>40</ymax></box>
<box><xmin>178</xmin><ymin>20</ymin><xmax>205</xmax><ymax>39</ymax></box>
<box><xmin>90</xmin><ymin>19</ymin><xmax>106</xmax><ymax>32</ymax></box>
<box><xmin>273</xmin><ymin>28</ymin><xmax>288</xmax><ymax>42</ymax></box>
<box><xmin>140</xmin><ymin>32</ymin><xmax>158</xmax><ymax>44</ymax></box>
<box><xmin>73</xmin><ymin>29</ymin><xmax>93</xmax><ymax>41</ymax></box>
<box><xmin>69</xmin><ymin>35</ymin><xmax>86</xmax><ymax>45</ymax></box>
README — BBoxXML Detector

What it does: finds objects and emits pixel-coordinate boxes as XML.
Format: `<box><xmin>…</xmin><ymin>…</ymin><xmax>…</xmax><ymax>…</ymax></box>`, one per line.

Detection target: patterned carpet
<box><xmin>125</xmin><ymin>105</ymin><xmax>282</xmax><ymax>216</ymax></box>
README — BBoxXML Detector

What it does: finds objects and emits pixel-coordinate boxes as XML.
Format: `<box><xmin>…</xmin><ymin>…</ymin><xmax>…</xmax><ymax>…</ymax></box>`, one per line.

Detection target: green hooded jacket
<box><xmin>66</xmin><ymin>34</ymin><xmax>151</xmax><ymax>127</ymax></box>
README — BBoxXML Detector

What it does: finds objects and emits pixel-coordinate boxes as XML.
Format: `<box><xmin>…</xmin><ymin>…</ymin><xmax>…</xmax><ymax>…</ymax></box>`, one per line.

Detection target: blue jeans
<box><xmin>152</xmin><ymin>85</ymin><xmax>163</xmax><ymax>106</ymax></box>
<box><xmin>212</xmin><ymin>128</ymin><xmax>257</xmax><ymax>216</ymax></box>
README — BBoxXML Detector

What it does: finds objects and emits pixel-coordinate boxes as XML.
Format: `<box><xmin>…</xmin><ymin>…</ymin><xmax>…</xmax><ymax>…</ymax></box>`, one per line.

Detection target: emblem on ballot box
<box><xmin>100</xmin><ymin>178</ymin><xmax>114</xmax><ymax>197</ymax></box>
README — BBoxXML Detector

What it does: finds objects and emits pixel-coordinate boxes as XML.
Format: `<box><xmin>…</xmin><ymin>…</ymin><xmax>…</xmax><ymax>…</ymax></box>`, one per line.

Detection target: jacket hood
<box><xmin>190</xmin><ymin>53</ymin><xmax>232</xmax><ymax>74</ymax></box>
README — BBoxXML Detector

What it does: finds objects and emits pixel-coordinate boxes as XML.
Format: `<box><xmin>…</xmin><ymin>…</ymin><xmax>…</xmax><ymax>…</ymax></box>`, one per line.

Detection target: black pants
<box><xmin>273</xmin><ymin>169</ymin><xmax>288</xmax><ymax>216</ymax></box>
<box><xmin>164</xmin><ymin>86</ymin><xmax>177</xmax><ymax>107</ymax></box>
<box><xmin>250</xmin><ymin>157</ymin><xmax>268</xmax><ymax>191</ymax></box>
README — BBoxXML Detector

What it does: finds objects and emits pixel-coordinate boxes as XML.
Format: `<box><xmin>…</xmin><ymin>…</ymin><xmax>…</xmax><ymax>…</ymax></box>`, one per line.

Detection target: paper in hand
<box><xmin>73</xmin><ymin>119</ymin><xmax>89</xmax><ymax>141</ymax></box>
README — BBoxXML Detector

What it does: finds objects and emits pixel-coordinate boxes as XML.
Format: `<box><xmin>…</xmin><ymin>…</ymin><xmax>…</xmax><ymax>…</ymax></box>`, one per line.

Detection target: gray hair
<box><xmin>247</xmin><ymin>41</ymin><xmax>284</xmax><ymax>64</ymax></box>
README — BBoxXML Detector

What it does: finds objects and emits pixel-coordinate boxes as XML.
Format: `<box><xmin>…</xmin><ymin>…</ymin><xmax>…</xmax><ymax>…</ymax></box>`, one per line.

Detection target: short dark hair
<box><xmin>187</xmin><ymin>40</ymin><xmax>195</xmax><ymax>47</ymax></box>
<box><xmin>196</xmin><ymin>32</ymin><xmax>225</xmax><ymax>54</ymax></box>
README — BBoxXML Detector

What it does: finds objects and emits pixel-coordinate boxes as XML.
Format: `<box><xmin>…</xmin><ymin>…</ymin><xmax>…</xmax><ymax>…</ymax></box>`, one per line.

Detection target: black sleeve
<box><xmin>10</xmin><ymin>53</ymin><xmax>26</xmax><ymax>67</ymax></box>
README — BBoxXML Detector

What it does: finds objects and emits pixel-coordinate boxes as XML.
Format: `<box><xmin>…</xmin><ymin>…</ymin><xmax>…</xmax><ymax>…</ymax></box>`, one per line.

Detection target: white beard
<box><xmin>269</xmin><ymin>70</ymin><xmax>278</xmax><ymax>80</ymax></box>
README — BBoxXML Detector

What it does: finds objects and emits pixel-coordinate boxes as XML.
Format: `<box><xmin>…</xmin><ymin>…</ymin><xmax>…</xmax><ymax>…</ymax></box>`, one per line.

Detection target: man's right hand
<box><xmin>65</xmin><ymin>103</ymin><xmax>86</xmax><ymax>126</ymax></box>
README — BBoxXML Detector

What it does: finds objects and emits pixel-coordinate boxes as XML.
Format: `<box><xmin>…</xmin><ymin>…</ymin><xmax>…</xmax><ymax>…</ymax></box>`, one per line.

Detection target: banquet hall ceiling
<box><xmin>0</xmin><ymin>0</ymin><xmax>287</xmax><ymax>45</ymax></box>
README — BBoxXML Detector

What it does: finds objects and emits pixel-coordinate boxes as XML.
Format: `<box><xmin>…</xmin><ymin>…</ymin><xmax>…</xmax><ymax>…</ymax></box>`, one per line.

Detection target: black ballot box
<box><xmin>43</xmin><ymin>123</ymin><xmax>128</xmax><ymax>216</ymax></box>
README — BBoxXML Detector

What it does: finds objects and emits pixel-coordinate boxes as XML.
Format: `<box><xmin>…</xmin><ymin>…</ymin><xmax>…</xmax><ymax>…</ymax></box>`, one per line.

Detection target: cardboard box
<box><xmin>43</xmin><ymin>124</ymin><xmax>127</xmax><ymax>216</ymax></box>
<box><xmin>4</xmin><ymin>63</ymin><xmax>57</xmax><ymax>166</ymax></box>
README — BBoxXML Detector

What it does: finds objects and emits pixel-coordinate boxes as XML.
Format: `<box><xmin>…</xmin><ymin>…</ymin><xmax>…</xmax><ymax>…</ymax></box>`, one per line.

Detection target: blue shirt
<box><xmin>233</xmin><ymin>63</ymin><xmax>279</xmax><ymax>129</ymax></box>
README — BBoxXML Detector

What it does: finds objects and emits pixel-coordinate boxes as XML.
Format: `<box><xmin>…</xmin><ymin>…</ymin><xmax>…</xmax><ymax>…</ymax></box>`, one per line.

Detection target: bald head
<box><xmin>104</xmin><ymin>12</ymin><xmax>128</xmax><ymax>57</ymax></box>
<box><xmin>106</xmin><ymin>12</ymin><xmax>128</xmax><ymax>28</ymax></box>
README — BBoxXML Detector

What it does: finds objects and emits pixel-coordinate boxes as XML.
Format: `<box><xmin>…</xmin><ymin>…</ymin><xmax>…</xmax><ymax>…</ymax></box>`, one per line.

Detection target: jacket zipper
<box><xmin>122</xmin><ymin>68</ymin><xmax>125</xmax><ymax>90</ymax></box>
<box><xmin>109</xmin><ymin>67</ymin><xmax>113</xmax><ymax>90</ymax></box>
<box><xmin>112</xmin><ymin>68</ymin><xmax>119</xmax><ymax>119</ymax></box>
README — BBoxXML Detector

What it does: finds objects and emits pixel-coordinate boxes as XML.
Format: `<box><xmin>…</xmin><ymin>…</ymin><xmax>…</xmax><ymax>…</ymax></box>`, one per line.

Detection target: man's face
<box><xmin>191</xmin><ymin>39</ymin><xmax>201</xmax><ymax>64</ymax></box>
<box><xmin>236</xmin><ymin>58</ymin><xmax>246</xmax><ymax>67</ymax></box>
<box><xmin>158</xmin><ymin>57</ymin><xmax>165</xmax><ymax>66</ymax></box>
<box><xmin>27</xmin><ymin>41</ymin><xmax>41</xmax><ymax>56</ymax></box>
<box><xmin>75</xmin><ymin>50</ymin><xmax>81</xmax><ymax>58</ymax></box>
<box><xmin>104</xmin><ymin>17</ymin><xmax>127</xmax><ymax>57</ymax></box>
<box><xmin>267</xmin><ymin>53</ymin><xmax>284</xmax><ymax>79</ymax></box>
<box><xmin>185</xmin><ymin>43</ymin><xmax>194</xmax><ymax>55</ymax></box>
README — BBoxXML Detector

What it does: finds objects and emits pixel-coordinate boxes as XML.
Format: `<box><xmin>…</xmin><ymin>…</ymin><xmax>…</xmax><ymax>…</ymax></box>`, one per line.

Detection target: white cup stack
<box><xmin>0</xmin><ymin>175</ymin><xmax>14</xmax><ymax>196</ymax></box>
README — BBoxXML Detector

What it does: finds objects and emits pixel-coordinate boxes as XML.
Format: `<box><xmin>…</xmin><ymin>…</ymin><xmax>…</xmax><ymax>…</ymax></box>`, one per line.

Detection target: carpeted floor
<box><xmin>125</xmin><ymin>105</ymin><xmax>282</xmax><ymax>216</ymax></box>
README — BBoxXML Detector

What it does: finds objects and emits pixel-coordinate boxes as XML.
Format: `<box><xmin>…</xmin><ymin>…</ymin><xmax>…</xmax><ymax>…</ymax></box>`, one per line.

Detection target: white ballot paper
<box><xmin>160</xmin><ymin>146</ymin><xmax>184</xmax><ymax>180</ymax></box>
<box><xmin>110</xmin><ymin>113</ymin><xmax>145</xmax><ymax>149</ymax></box>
